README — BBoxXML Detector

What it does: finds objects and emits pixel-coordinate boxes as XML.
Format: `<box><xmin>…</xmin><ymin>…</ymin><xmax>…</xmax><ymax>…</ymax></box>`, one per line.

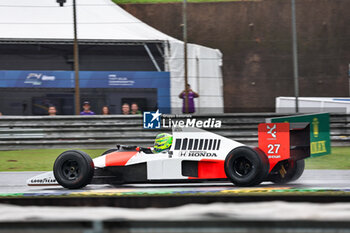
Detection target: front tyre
<box><xmin>53</xmin><ymin>150</ymin><xmax>94</xmax><ymax>189</ymax></box>
<box><xmin>225</xmin><ymin>146</ymin><xmax>269</xmax><ymax>187</ymax></box>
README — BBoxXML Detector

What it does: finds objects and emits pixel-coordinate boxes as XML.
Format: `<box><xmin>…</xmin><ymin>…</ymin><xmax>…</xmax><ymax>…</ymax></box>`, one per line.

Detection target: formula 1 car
<box><xmin>27</xmin><ymin>123</ymin><xmax>310</xmax><ymax>189</ymax></box>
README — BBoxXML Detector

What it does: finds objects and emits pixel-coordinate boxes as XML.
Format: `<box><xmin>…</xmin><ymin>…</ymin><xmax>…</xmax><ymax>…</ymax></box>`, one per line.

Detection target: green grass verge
<box><xmin>0</xmin><ymin>147</ymin><xmax>348</xmax><ymax>171</ymax></box>
<box><xmin>0</xmin><ymin>149</ymin><xmax>105</xmax><ymax>172</ymax></box>
<box><xmin>305</xmin><ymin>147</ymin><xmax>350</xmax><ymax>170</ymax></box>
<box><xmin>112</xmin><ymin>0</ymin><xmax>253</xmax><ymax>4</ymax></box>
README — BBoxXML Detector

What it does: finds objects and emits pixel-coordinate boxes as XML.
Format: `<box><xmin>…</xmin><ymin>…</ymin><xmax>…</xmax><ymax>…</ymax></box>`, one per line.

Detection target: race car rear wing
<box><xmin>258</xmin><ymin>122</ymin><xmax>310</xmax><ymax>170</ymax></box>
<box><xmin>289</xmin><ymin>122</ymin><xmax>310</xmax><ymax>161</ymax></box>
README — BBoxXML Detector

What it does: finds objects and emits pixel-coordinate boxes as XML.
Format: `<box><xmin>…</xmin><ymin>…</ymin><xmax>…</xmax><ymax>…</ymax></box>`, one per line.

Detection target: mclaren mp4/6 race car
<box><xmin>27</xmin><ymin>123</ymin><xmax>311</xmax><ymax>189</ymax></box>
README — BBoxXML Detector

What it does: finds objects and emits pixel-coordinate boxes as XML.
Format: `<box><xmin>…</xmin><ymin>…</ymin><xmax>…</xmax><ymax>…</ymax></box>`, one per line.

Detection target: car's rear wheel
<box><xmin>225</xmin><ymin>146</ymin><xmax>269</xmax><ymax>187</ymax></box>
<box><xmin>53</xmin><ymin>150</ymin><xmax>94</xmax><ymax>189</ymax></box>
<box><xmin>269</xmin><ymin>159</ymin><xmax>305</xmax><ymax>184</ymax></box>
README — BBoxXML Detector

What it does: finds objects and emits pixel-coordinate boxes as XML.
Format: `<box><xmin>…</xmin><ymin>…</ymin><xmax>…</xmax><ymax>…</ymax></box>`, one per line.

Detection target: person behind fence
<box><xmin>121</xmin><ymin>103</ymin><xmax>130</xmax><ymax>115</ymax></box>
<box><xmin>178</xmin><ymin>84</ymin><xmax>199</xmax><ymax>114</ymax></box>
<box><xmin>48</xmin><ymin>105</ymin><xmax>57</xmax><ymax>116</ymax></box>
<box><xmin>101</xmin><ymin>105</ymin><xmax>110</xmax><ymax>115</ymax></box>
<box><xmin>80</xmin><ymin>101</ymin><xmax>95</xmax><ymax>115</ymax></box>
<box><xmin>131</xmin><ymin>103</ymin><xmax>141</xmax><ymax>115</ymax></box>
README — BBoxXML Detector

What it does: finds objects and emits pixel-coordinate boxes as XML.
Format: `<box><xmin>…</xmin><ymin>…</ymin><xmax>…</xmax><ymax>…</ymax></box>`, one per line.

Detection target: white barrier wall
<box><xmin>276</xmin><ymin>97</ymin><xmax>350</xmax><ymax>113</ymax></box>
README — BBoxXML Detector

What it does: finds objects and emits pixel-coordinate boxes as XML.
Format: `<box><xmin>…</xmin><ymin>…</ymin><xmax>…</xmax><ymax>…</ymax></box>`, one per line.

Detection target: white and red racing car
<box><xmin>27</xmin><ymin>123</ymin><xmax>310</xmax><ymax>189</ymax></box>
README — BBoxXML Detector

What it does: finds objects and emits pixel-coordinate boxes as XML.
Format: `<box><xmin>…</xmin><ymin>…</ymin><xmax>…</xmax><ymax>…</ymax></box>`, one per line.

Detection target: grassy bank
<box><xmin>305</xmin><ymin>147</ymin><xmax>350</xmax><ymax>170</ymax></box>
<box><xmin>0</xmin><ymin>147</ymin><xmax>348</xmax><ymax>171</ymax></box>
<box><xmin>0</xmin><ymin>149</ymin><xmax>104</xmax><ymax>172</ymax></box>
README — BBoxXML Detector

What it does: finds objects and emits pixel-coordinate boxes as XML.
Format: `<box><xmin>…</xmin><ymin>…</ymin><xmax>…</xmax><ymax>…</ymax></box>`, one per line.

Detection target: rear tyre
<box><xmin>225</xmin><ymin>146</ymin><xmax>269</xmax><ymax>187</ymax></box>
<box><xmin>53</xmin><ymin>150</ymin><xmax>94</xmax><ymax>189</ymax></box>
<box><xmin>269</xmin><ymin>159</ymin><xmax>305</xmax><ymax>184</ymax></box>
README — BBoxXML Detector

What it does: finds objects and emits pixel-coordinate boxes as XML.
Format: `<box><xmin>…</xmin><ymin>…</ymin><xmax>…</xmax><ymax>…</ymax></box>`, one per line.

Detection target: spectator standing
<box><xmin>131</xmin><ymin>103</ymin><xmax>141</xmax><ymax>115</ymax></box>
<box><xmin>0</xmin><ymin>112</ymin><xmax>2</xmax><ymax>116</ymax></box>
<box><xmin>80</xmin><ymin>101</ymin><xmax>95</xmax><ymax>115</ymax></box>
<box><xmin>48</xmin><ymin>106</ymin><xmax>57</xmax><ymax>116</ymax></box>
<box><xmin>121</xmin><ymin>103</ymin><xmax>130</xmax><ymax>115</ymax></box>
<box><xmin>101</xmin><ymin>105</ymin><xmax>110</xmax><ymax>115</ymax></box>
<box><xmin>178</xmin><ymin>84</ymin><xmax>199</xmax><ymax>113</ymax></box>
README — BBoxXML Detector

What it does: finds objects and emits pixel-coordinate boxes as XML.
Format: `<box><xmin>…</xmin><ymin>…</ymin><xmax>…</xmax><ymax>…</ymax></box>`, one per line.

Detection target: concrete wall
<box><xmin>120</xmin><ymin>0</ymin><xmax>350</xmax><ymax>112</ymax></box>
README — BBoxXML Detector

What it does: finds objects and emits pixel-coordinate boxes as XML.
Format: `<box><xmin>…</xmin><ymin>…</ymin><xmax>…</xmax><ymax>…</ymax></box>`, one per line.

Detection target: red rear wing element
<box><xmin>258</xmin><ymin>123</ymin><xmax>290</xmax><ymax>171</ymax></box>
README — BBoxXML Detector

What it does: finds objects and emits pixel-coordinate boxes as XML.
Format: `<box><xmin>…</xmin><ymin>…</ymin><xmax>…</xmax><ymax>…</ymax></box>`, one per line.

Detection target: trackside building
<box><xmin>0</xmin><ymin>0</ymin><xmax>223</xmax><ymax>115</ymax></box>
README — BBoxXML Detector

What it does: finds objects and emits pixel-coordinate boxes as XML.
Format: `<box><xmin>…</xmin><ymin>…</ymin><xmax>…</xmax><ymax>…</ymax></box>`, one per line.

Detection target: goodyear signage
<box><xmin>268</xmin><ymin>113</ymin><xmax>331</xmax><ymax>157</ymax></box>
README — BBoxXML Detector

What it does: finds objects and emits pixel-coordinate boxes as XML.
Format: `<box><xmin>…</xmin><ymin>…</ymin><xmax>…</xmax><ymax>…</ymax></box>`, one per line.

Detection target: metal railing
<box><xmin>0</xmin><ymin>113</ymin><xmax>348</xmax><ymax>150</ymax></box>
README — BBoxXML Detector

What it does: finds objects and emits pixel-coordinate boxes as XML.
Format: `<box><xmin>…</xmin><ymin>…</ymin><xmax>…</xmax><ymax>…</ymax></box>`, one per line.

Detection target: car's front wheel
<box><xmin>53</xmin><ymin>150</ymin><xmax>94</xmax><ymax>189</ymax></box>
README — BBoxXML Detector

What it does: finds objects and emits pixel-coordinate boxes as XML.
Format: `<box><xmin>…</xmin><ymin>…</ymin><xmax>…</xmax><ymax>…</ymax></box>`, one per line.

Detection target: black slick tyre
<box><xmin>225</xmin><ymin>146</ymin><xmax>269</xmax><ymax>187</ymax></box>
<box><xmin>53</xmin><ymin>150</ymin><xmax>94</xmax><ymax>189</ymax></box>
<box><xmin>269</xmin><ymin>159</ymin><xmax>305</xmax><ymax>184</ymax></box>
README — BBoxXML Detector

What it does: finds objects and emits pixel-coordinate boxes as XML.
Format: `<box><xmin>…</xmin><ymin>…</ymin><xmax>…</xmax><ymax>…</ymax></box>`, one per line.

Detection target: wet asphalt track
<box><xmin>2</xmin><ymin>170</ymin><xmax>350</xmax><ymax>224</ymax></box>
<box><xmin>0</xmin><ymin>170</ymin><xmax>349</xmax><ymax>194</ymax></box>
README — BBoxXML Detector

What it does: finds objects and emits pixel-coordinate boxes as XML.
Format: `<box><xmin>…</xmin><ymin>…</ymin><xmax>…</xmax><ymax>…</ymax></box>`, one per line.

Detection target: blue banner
<box><xmin>0</xmin><ymin>70</ymin><xmax>171</xmax><ymax>113</ymax></box>
<box><xmin>0</xmin><ymin>70</ymin><xmax>74</xmax><ymax>88</ymax></box>
<box><xmin>79</xmin><ymin>71</ymin><xmax>170</xmax><ymax>89</ymax></box>
<box><xmin>0</xmin><ymin>70</ymin><xmax>170</xmax><ymax>88</ymax></box>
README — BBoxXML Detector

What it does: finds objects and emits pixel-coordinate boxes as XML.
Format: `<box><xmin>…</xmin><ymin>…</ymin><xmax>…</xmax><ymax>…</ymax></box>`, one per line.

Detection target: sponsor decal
<box><xmin>30</xmin><ymin>178</ymin><xmax>56</xmax><ymax>184</ymax></box>
<box><xmin>266</xmin><ymin>124</ymin><xmax>277</xmax><ymax>139</ymax></box>
<box><xmin>24</xmin><ymin>73</ymin><xmax>42</xmax><ymax>85</ymax></box>
<box><xmin>180</xmin><ymin>151</ymin><xmax>217</xmax><ymax>157</ymax></box>
<box><xmin>268</xmin><ymin>155</ymin><xmax>281</xmax><ymax>159</ymax></box>
<box><xmin>312</xmin><ymin>117</ymin><xmax>319</xmax><ymax>138</ymax></box>
<box><xmin>41</xmin><ymin>75</ymin><xmax>56</xmax><ymax>81</ymax></box>
<box><xmin>311</xmin><ymin>140</ymin><xmax>327</xmax><ymax>154</ymax></box>
<box><xmin>24</xmin><ymin>73</ymin><xmax>56</xmax><ymax>86</ymax></box>
<box><xmin>108</xmin><ymin>74</ymin><xmax>135</xmax><ymax>86</ymax></box>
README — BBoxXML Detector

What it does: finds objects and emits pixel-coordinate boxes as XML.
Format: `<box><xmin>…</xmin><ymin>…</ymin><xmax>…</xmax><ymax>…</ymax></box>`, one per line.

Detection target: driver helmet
<box><xmin>154</xmin><ymin>133</ymin><xmax>173</xmax><ymax>153</ymax></box>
